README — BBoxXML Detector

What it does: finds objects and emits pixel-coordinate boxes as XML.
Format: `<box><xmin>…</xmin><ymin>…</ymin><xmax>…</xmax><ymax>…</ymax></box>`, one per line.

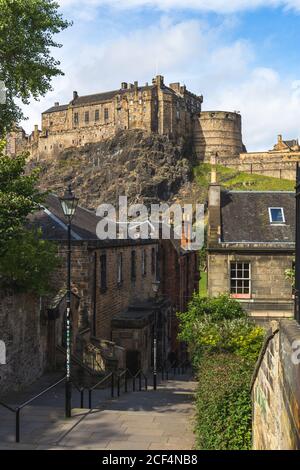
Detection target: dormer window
<box><xmin>269</xmin><ymin>207</ymin><xmax>285</xmax><ymax>224</ymax></box>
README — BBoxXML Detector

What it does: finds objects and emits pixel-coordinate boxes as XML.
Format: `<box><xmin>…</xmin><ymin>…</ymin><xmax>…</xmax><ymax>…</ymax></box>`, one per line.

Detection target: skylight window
<box><xmin>269</xmin><ymin>207</ymin><xmax>285</xmax><ymax>224</ymax></box>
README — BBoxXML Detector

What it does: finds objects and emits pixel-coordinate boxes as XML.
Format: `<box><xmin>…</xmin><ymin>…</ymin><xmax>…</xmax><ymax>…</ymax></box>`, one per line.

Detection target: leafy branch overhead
<box><xmin>0</xmin><ymin>0</ymin><xmax>71</xmax><ymax>135</ymax></box>
<box><xmin>0</xmin><ymin>141</ymin><xmax>59</xmax><ymax>294</ymax></box>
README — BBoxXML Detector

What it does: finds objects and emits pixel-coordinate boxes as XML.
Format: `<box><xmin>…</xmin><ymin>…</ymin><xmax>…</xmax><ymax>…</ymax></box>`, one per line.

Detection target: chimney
<box><xmin>145</xmin><ymin>82</ymin><xmax>149</xmax><ymax>87</ymax></box>
<box><xmin>33</xmin><ymin>125</ymin><xmax>39</xmax><ymax>140</ymax></box>
<box><xmin>134</xmin><ymin>81</ymin><xmax>138</xmax><ymax>89</ymax></box>
<box><xmin>54</xmin><ymin>101</ymin><xmax>59</xmax><ymax>107</ymax></box>
<box><xmin>156</xmin><ymin>75</ymin><xmax>164</xmax><ymax>87</ymax></box>
<box><xmin>121</xmin><ymin>82</ymin><xmax>128</xmax><ymax>90</ymax></box>
<box><xmin>208</xmin><ymin>153</ymin><xmax>221</xmax><ymax>246</ymax></box>
<box><xmin>73</xmin><ymin>91</ymin><xmax>78</xmax><ymax>100</ymax></box>
<box><xmin>278</xmin><ymin>134</ymin><xmax>282</xmax><ymax>143</ymax></box>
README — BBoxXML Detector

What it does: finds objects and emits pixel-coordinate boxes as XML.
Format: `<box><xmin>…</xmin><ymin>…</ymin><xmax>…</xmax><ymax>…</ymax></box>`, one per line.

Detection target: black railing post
<box><xmin>117</xmin><ymin>375</ymin><xmax>120</xmax><ymax>397</ymax></box>
<box><xmin>139</xmin><ymin>372</ymin><xmax>142</xmax><ymax>391</ymax></box>
<box><xmin>125</xmin><ymin>371</ymin><xmax>128</xmax><ymax>393</ymax></box>
<box><xmin>111</xmin><ymin>373</ymin><xmax>114</xmax><ymax>398</ymax></box>
<box><xmin>80</xmin><ymin>389</ymin><xmax>84</xmax><ymax>409</ymax></box>
<box><xmin>133</xmin><ymin>377</ymin><xmax>136</xmax><ymax>392</ymax></box>
<box><xmin>16</xmin><ymin>408</ymin><xmax>20</xmax><ymax>443</ymax></box>
<box><xmin>88</xmin><ymin>389</ymin><xmax>92</xmax><ymax>410</ymax></box>
<box><xmin>145</xmin><ymin>376</ymin><xmax>148</xmax><ymax>391</ymax></box>
<box><xmin>295</xmin><ymin>162</ymin><xmax>300</xmax><ymax>324</ymax></box>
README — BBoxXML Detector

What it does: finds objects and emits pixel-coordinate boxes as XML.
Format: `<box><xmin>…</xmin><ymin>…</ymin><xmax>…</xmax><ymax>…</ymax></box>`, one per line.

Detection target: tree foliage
<box><xmin>178</xmin><ymin>293</ymin><xmax>265</xmax><ymax>449</ymax></box>
<box><xmin>0</xmin><ymin>0</ymin><xmax>71</xmax><ymax>135</ymax></box>
<box><xmin>0</xmin><ymin>140</ymin><xmax>59</xmax><ymax>293</ymax></box>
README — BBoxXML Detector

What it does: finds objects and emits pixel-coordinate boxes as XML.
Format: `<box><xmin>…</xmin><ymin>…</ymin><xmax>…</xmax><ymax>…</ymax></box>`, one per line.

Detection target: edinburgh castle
<box><xmin>6</xmin><ymin>74</ymin><xmax>300</xmax><ymax>181</ymax></box>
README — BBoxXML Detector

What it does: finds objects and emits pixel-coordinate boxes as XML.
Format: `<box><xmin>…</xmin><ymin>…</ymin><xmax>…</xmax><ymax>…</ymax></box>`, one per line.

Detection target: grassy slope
<box><xmin>193</xmin><ymin>163</ymin><xmax>294</xmax><ymax>196</ymax></box>
<box><xmin>192</xmin><ymin>163</ymin><xmax>294</xmax><ymax>297</ymax></box>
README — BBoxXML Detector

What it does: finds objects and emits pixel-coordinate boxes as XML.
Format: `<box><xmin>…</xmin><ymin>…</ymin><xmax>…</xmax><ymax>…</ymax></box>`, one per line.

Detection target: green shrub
<box><xmin>196</xmin><ymin>353</ymin><xmax>253</xmax><ymax>450</ymax></box>
<box><xmin>177</xmin><ymin>293</ymin><xmax>264</xmax><ymax>449</ymax></box>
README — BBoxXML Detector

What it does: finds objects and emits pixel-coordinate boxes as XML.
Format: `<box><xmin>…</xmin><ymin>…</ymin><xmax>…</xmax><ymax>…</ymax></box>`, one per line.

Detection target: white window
<box><xmin>269</xmin><ymin>207</ymin><xmax>285</xmax><ymax>224</ymax></box>
<box><xmin>230</xmin><ymin>262</ymin><xmax>251</xmax><ymax>298</ymax></box>
<box><xmin>117</xmin><ymin>253</ymin><xmax>123</xmax><ymax>284</ymax></box>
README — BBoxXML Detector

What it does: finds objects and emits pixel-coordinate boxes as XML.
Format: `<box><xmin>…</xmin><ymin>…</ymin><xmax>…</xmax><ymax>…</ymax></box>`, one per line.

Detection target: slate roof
<box><xmin>42</xmin><ymin>104</ymin><xmax>69</xmax><ymax>114</ymax></box>
<box><xmin>220</xmin><ymin>191</ymin><xmax>295</xmax><ymax>244</ymax></box>
<box><xmin>42</xmin><ymin>85</ymin><xmax>155</xmax><ymax>114</ymax></box>
<box><xmin>283</xmin><ymin>139</ymin><xmax>299</xmax><ymax>149</ymax></box>
<box><xmin>28</xmin><ymin>194</ymin><xmax>158</xmax><ymax>247</ymax></box>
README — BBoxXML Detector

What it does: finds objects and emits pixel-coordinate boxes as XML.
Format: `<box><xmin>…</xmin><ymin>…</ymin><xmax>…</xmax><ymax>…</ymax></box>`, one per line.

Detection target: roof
<box><xmin>42</xmin><ymin>104</ymin><xmax>69</xmax><ymax>114</ymax></box>
<box><xmin>283</xmin><ymin>139</ymin><xmax>299</xmax><ymax>149</ymax></box>
<box><xmin>42</xmin><ymin>85</ymin><xmax>155</xmax><ymax>114</ymax></box>
<box><xmin>27</xmin><ymin>194</ymin><xmax>158</xmax><ymax>247</ymax></box>
<box><xmin>220</xmin><ymin>191</ymin><xmax>295</xmax><ymax>244</ymax></box>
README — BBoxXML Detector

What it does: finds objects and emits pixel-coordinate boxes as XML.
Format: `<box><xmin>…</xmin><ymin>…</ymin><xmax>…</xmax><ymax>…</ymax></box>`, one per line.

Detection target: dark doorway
<box><xmin>126</xmin><ymin>350</ymin><xmax>141</xmax><ymax>375</ymax></box>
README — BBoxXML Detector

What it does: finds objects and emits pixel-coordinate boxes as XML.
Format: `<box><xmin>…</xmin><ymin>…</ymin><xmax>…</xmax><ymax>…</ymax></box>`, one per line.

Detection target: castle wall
<box><xmin>194</xmin><ymin>111</ymin><xmax>244</xmax><ymax>161</ymax></box>
<box><xmin>217</xmin><ymin>152</ymin><xmax>300</xmax><ymax>181</ymax></box>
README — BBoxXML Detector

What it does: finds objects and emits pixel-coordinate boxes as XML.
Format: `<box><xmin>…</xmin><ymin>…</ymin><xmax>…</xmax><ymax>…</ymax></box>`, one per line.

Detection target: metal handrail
<box><xmin>133</xmin><ymin>369</ymin><xmax>148</xmax><ymax>392</ymax></box>
<box><xmin>0</xmin><ymin>375</ymin><xmax>67</xmax><ymax>443</ymax></box>
<box><xmin>88</xmin><ymin>372</ymin><xmax>113</xmax><ymax>409</ymax></box>
<box><xmin>116</xmin><ymin>368</ymin><xmax>135</xmax><ymax>395</ymax></box>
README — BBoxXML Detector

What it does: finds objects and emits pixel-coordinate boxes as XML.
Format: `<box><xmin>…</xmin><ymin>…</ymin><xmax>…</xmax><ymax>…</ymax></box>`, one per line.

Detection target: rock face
<box><xmin>33</xmin><ymin>130</ymin><xmax>195</xmax><ymax>209</ymax></box>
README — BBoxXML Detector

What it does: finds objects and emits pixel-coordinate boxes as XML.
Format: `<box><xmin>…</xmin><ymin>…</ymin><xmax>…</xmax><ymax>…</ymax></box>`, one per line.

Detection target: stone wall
<box><xmin>0</xmin><ymin>291</ymin><xmax>48</xmax><ymax>397</ymax></box>
<box><xmin>252</xmin><ymin>319</ymin><xmax>300</xmax><ymax>449</ymax></box>
<box><xmin>217</xmin><ymin>152</ymin><xmax>300</xmax><ymax>181</ymax></box>
<box><xmin>207</xmin><ymin>251</ymin><xmax>294</xmax><ymax>320</ymax></box>
<box><xmin>194</xmin><ymin>111</ymin><xmax>244</xmax><ymax>162</ymax></box>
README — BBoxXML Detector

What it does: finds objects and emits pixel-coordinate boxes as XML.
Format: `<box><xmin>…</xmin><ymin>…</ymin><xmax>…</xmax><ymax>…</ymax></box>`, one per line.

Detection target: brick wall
<box><xmin>252</xmin><ymin>319</ymin><xmax>300</xmax><ymax>449</ymax></box>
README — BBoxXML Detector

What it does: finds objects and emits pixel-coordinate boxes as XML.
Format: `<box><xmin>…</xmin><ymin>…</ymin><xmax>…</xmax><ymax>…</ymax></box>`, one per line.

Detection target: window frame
<box><xmin>104</xmin><ymin>107</ymin><xmax>109</xmax><ymax>120</ymax></box>
<box><xmin>95</xmin><ymin>109</ymin><xmax>100</xmax><ymax>121</ymax></box>
<box><xmin>100</xmin><ymin>253</ymin><xmax>107</xmax><ymax>292</ymax></box>
<box><xmin>117</xmin><ymin>252</ymin><xmax>123</xmax><ymax>286</ymax></box>
<box><xmin>84</xmin><ymin>111</ymin><xmax>89</xmax><ymax>123</ymax></box>
<box><xmin>131</xmin><ymin>250</ymin><xmax>136</xmax><ymax>282</ymax></box>
<box><xmin>268</xmin><ymin>207</ymin><xmax>285</xmax><ymax>225</ymax></box>
<box><xmin>230</xmin><ymin>261</ymin><xmax>251</xmax><ymax>299</ymax></box>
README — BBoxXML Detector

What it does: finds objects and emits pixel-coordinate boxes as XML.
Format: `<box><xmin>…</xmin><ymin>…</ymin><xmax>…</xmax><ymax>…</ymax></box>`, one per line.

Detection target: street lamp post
<box><xmin>59</xmin><ymin>184</ymin><xmax>79</xmax><ymax>418</ymax></box>
<box><xmin>152</xmin><ymin>279</ymin><xmax>160</xmax><ymax>391</ymax></box>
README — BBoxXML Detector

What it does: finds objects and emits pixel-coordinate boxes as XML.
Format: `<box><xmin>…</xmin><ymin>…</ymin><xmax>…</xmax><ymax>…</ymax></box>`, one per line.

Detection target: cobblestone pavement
<box><xmin>0</xmin><ymin>374</ymin><xmax>197</xmax><ymax>450</ymax></box>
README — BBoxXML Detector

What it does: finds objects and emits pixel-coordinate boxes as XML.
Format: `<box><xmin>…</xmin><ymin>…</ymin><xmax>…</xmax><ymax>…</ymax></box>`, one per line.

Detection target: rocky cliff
<box><xmin>32</xmin><ymin>130</ymin><xmax>195</xmax><ymax>209</ymax></box>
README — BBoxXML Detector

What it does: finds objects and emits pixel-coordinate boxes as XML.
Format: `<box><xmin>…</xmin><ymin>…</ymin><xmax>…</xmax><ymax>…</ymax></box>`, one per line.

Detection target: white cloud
<box><xmin>59</xmin><ymin>0</ymin><xmax>300</xmax><ymax>14</ymax></box>
<box><xmin>20</xmin><ymin>15</ymin><xmax>300</xmax><ymax>151</ymax></box>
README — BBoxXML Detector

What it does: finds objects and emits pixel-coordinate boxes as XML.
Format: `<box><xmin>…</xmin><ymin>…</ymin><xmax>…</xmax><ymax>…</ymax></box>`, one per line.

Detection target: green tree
<box><xmin>0</xmin><ymin>140</ymin><xmax>59</xmax><ymax>293</ymax></box>
<box><xmin>0</xmin><ymin>0</ymin><xmax>71</xmax><ymax>136</ymax></box>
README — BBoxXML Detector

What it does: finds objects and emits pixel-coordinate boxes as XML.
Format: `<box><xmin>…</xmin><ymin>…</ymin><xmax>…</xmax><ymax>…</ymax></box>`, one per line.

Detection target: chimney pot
<box><xmin>54</xmin><ymin>101</ymin><xmax>59</xmax><ymax>107</ymax></box>
<box><xmin>73</xmin><ymin>91</ymin><xmax>78</xmax><ymax>100</ymax></box>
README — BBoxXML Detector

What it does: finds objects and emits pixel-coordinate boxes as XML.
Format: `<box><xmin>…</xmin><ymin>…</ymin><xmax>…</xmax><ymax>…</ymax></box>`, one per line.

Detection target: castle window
<box><xmin>151</xmin><ymin>247</ymin><xmax>156</xmax><ymax>276</ymax></box>
<box><xmin>74</xmin><ymin>112</ymin><xmax>79</xmax><ymax>125</ymax></box>
<box><xmin>104</xmin><ymin>108</ymin><xmax>109</xmax><ymax>120</ymax></box>
<box><xmin>95</xmin><ymin>109</ymin><xmax>99</xmax><ymax>121</ymax></box>
<box><xmin>117</xmin><ymin>253</ymin><xmax>123</xmax><ymax>285</ymax></box>
<box><xmin>269</xmin><ymin>207</ymin><xmax>285</xmax><ymax>224</ymax></box>
<box><xmin>85</xmin><ymin>111</ymin><xmax>89</xmax><ymax>123</ymax></box>
<box><xmin>139</xmin><ymin>99</ymin><xmax>142</xmax><ymax>105</ymax></box>
<box><xmin>131</xmin><ymin>250</ymin><xmax>136</xmax><ymax>281</ymax></box>
<box><xmin>100</xmin><ymin>254</ymin><xmax>107</xmax><ymax>291</ymax></box>
<box><xmin>142</xmin><ymin>249</ymin><xmax>147</xmax><ymax>276</ymax></box>
<box><xmin>230</xmin><ymin>262</ymin><xmax>251</xmax><ymax>299</ymax></box>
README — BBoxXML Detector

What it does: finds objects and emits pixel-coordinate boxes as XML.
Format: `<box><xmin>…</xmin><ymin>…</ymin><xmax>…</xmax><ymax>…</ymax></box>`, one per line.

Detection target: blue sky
<box><xmin>21</xmin><ymin>1</ymin><xmax>300</xmax><ymax>151</ymax></box>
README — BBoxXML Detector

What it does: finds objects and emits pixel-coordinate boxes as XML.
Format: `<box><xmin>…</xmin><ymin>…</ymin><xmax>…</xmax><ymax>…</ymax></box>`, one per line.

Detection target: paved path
<box><xmin>0</xmin><ymin>374</ymin><xmax>197</xmax><ymax>450</ymax></box>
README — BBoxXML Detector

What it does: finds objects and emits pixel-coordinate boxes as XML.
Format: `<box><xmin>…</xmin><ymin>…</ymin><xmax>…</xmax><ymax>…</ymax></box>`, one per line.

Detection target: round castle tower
<box><xmin>194</xmin><ymin>111</ymin><xmax>245</xmax><ymax>162</ymax></box>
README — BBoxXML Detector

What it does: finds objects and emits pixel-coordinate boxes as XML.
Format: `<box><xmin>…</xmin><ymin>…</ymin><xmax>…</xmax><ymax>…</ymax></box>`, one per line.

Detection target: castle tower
<box><xmin>194</xmin><ymin>111</ymin><xmax>245</xmax><ymax>162</ymax></box>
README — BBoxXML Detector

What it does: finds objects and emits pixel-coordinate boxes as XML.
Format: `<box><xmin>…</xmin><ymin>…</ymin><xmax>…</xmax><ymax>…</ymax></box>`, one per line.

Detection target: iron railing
<box><xmin>0</xmin><ymin>375</ymin><xmax>86</xmax><ymax>443</ymax></box>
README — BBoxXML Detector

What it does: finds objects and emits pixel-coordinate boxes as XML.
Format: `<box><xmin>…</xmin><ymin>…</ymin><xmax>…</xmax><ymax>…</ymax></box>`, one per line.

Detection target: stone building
<box><xmin>29</xmin><ymin>194</ymin><xmax>199</xmax><ymax>374</ymax></box>
<box><xmin>207</xmin><ymin>166</ymin><xmax>295</xmax><ymax>322</ymax></box>
<box><xmin>8</xmin><ymin>75</ymin><xmax>203</xmax><ymax>160</ymax></box>
<box><xmin>216</xmin><ymin>134</ymin><xmax>300</xmax><ymax>180</ymax></box>
<box><xmin>194</xmin><ymin>110</ymin><xmax>245</xmax><ymax>162</ymax></box>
